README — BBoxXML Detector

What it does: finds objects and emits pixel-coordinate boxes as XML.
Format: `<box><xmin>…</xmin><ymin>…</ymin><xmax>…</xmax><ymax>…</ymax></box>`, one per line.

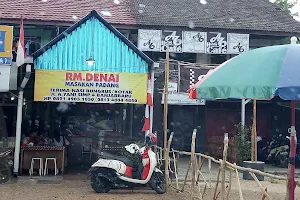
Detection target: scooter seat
<box><xmin>101</xmin><ymin>154</ymin><xmax>134</xmax><ymax>167</ymax></box>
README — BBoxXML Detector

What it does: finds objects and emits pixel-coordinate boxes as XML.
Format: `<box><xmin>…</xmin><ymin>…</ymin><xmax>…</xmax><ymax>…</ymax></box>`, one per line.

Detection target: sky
<box><xmin>291</xmin><ymin>1</ymin><xmax>300</xmax><ymax>21</ymax></box>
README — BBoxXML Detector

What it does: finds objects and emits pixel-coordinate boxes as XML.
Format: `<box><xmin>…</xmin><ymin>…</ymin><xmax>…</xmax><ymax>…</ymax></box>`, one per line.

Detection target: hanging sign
<box><xmin>0</xmin><ymin>26</ymin><xmax>13</xmax><ymax>65</ymax></box>
<box><xmin>34</xmin><ymin>70</ymin><xmax>147</xmax><ymax>104</ymax></box>
<box><xmin>161</xmin><ymin>82</ymin><xmax>205</xmax><ymax>105</ymax></box>
<box><xmin>160</xmin><ymin>30</ymin><xmax>183</xmax><ymax>53</ymax></box>
<box><xmin>182</xmin><ymin>31</ymin><xmax>206</xmax><ymax>53</ymax></box>
<box><xmin>206</xmin><ymin>32</ymin><xmax>227</xmax><ymax>54</ymax></box>
<box><xmin>227</xmin><ymin>33</ymin><xmax>249</xmax><ymax>54</ymax></box>
<box><xmin>0</xmin><ymin>65</ymin><xmax>10</xmax><ymax>92</ymax></box>
<box><xmin>137</xmin><ymin>29</ymin><xmax>161</xmax><ymax>52</ymax></box>
<box><xmin>179</xmin><ymin>65</ymin><xmax>211</xmax><ymax>92</ymax></box>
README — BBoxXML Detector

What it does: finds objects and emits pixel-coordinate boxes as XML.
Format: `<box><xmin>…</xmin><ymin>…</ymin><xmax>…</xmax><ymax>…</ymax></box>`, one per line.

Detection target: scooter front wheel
<box><xmin>91</xmin><ymin>172</ymin><xmax>111</xmax><ymax>193</ymax></box>
<box><xmin>150</xmin><ymin>172</ymin><xmax>166</xmax><ymax>194</ymax></box>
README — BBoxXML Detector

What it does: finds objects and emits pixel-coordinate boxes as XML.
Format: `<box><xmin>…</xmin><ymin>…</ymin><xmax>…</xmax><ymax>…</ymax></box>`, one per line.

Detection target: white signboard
<box><xmin>9</xmin><ymin>62</ymin><xmax>18</xmax><ymax>90</ymax></box>
<box><xmin>161</xmin><ymin>82</ymin><xmax>205</xmax><ymax>105</ymax></box>
<box><xmin>160</xmin><ymin>30</ymin><xmax>183</xmax><ymax>53</ymax></box>
<box><xmin>227</xmin><ymin>33</ymin><xmax>249</xmax><ymax>54</ymax></box>
<box><xmin>0</xmin><ymin>65</ymin><xmax>11</xmax><ymax>92</ymax></box>
<box><xmin>183</xmin><ymin>31</ymin><xmax>206</xmax><ymax>53</ymax></box>
<box><xmin>138</xmin><ymin>29</ymin><xmax>250</xmax><ymax>54</ymax></box>
<box><xmin>167</xmin><ymin>82</ymin><xmax>177</xmax><ymax>93</ymax></box>
<box><xmin>138</xmin><ymin>29</ymin><xmax>161</xmax><ymax>52</ymax></box>
<box><xmin>206</xmin><ymin>32</ymin><xmax>227</xmax><ymax>54</ymax></box>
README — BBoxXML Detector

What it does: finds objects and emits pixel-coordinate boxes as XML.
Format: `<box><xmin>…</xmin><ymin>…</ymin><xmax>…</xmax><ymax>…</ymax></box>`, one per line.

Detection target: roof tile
<box><xmin>130</xmin><ymin>0</ymin><xmax>300</xmax><ymax>33</ymax></box>
<box><xmin>0</xmin><ymin>0</ymin><xmax>136</xmax><ymax>25</ymax></box>
<box><xmin>0</xmin><ymin>0</ymin><xmax>300</xmax><ymax>34</ymax></box>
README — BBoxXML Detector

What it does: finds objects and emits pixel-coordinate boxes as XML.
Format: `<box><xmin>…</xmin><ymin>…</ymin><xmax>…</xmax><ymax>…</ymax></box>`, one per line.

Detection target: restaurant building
<box><xmin>18</xmin><ymin>10</ymin><xmax>153</xmax><ymax>174</ymax></box>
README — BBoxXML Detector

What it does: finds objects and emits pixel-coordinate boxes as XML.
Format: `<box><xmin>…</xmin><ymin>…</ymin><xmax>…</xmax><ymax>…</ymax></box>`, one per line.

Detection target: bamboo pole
<box><xmin>262</xmin><ymin>188</ymin><xmax>268</xmax><ymax>200</ymax></box>
<box><xmin>164</xmin><ymin>49</ymin><xmax>170</xmax><ymax>189</ymax></box>
<box><xmin>213</xmin><ymin>168</ymin><xmax>221</xmax><ymax>200</ymax></box>
<box><xmin>194</xmin><ymin>156</ymin><xmax>203</xmax><ymax>200</ymax></box>
<box><xmin>181</xmin><ymin>159</ymin><xmax>192</xmax><ymax>192</ymax></box>
<box><xmin>221</xmin><ymin>133</ymin><xmax>229</xmax><ymax>200</ymax></box>
<box><xmin>196</xmin><ymin>157</ymin><xmax>205</xmax><ymax>183</ymax></box>
<box><xmin>249</xmin><ymin>172</ymin><xmax>271</xmax><ymax>200</ymax></box>
<box><xmin>251</xmin><ymin>99</ymin><xmax>257</xmax><ymax>162</ymax></box>
<box><xmin>165</xmin><ymin>132</ymin><xmax>174</xmax><ymax>189</ymax></box>
<box><xmin>172</xmin><ymin>150</ymin><xmax>179</xmax><ymax>189</ymax></box>
<box><xmin>191</xmin><ymin>129</ymin><xmax>197</xmax><ymax>199</ymax></box>
<box><xmin>157</xmin><ymin>147</ymin><xmax>300</xmax><ymax>184</ymax></box>
<box><xmin>234</xmin><ymin>164</ymin><xmax>244</xmax><ymax>200</ymax></box>
<box><xmin>226</xmin><ymin>169</ymin><xmax>232</xmax><ymax>200</ymax></box>
<box><xmin>208</xmin><ymin>158</ymin><xmax>212</xmax><ymax>188</ymax></box>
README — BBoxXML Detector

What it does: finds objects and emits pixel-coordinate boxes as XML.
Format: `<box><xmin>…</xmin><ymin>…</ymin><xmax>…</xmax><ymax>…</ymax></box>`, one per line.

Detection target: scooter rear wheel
<box><xmin>0</xmin><ymin>161</ymin><xmax>11</xmax><ymax>184</ymax></box>
<box><xmin>91</xmin><ymin>173</ymin><xmax>111</xmax><ymax>193</ymax></box>
<box><xmin>150</xmin><ymin>172</ymin><xmax>166</xmax><ymax>194</ymax></box>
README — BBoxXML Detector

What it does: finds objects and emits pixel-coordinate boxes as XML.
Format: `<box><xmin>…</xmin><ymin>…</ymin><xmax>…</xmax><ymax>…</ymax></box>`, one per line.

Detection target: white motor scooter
<box><xmin>88</xmin><ymin>133</ymin><xmax>166</xmax><ymax>194</ymax></box>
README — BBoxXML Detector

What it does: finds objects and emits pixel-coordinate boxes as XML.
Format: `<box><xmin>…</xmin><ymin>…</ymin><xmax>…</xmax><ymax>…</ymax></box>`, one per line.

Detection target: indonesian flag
<box><xmin>142</xmin><ymin>72</ymin><xmax>153</xmax><ymax>134</ymax></box>
<box><xmin>142</xmin><ymin>105</ymin><xmax>150</xmax><ymax>132</ymax></box>
<box><xmin>16</xmin><ymin>17</ymin><xmax>25</xmax><ymax>67</ymax></box>
<box><xmin>147</xmin><ymin>74</ymin><xmax>153</xmax><ymax>107</ymax></box>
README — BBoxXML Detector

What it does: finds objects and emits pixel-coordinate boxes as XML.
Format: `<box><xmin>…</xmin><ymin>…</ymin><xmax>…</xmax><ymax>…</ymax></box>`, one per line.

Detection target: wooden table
<box><xmin>20</xmin><ymin>146</ymin><xmax>65</xmax><ymax>175</ymax></box>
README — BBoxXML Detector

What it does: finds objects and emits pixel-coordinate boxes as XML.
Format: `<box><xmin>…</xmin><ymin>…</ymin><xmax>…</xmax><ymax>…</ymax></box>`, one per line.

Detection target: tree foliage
<box><xmin>235</xmin><ymin>123</ymin><xmax>251</xmax><ymax>162</ymax></box>
<box><xmin>274</xmin><ymin>0</ymin><xmax>299</xmax><ymax>16</ymax></box>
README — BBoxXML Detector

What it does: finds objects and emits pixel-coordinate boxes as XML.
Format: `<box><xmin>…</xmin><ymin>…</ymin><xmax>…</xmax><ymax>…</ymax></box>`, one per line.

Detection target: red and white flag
<box><xmin>142</xmin><ymin>72</ymin><xmax>154</xmax><ymax>134</ymax></box>
<box><xmin>142</xmin><ymin>105</ymin><xmax>150</xmax><ymax>133</ymax></box>
<box><xmin>147</xmin><ymin>74</ymin><xmax>153</xmax><ymax>107</ymax></box>
<box><xmin>16</xmin><ymin>17</ymin><xmax>25</xmax><ymax>67</ymax></box>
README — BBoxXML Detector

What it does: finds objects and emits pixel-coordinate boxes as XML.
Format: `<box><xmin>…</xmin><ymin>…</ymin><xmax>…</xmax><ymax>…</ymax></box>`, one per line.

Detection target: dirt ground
<box><xmin>0</xmin><ymin>176</ymin><xmax>300</xmax><ymax>200</ymax></box>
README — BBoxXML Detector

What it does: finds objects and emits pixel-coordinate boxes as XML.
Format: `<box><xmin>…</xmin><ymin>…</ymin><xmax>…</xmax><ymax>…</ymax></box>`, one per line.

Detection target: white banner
<box><xmin>227</xmin><ymin>33</ymin><xmax>249</xmax><ymax>54</ymax></box>
<box><xmin>137</xmin><ymin>29</ymin><xmax>249</xmax><ymax>54</ymax></box>
<box><xmin>137</xmin><ymin>29</ymin><xmax>161</xmax><ymax>52</ymax></box>
<box><xmin>161</xmin><ymin>82</ymin><xmax>205</xmax><ymax>105</ymax></box>
<box><xmin>182</xmin><ymin>31</ymin><xmax>206</xmax><ymax>53</ymax></box>
<box><xmin>0</xmin><ymin>65</ymin><xmax>11</xmax><ymax>92</ymax></box>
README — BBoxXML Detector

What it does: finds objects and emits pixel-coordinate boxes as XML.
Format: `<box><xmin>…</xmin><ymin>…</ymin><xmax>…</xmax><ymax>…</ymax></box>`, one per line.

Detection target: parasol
<box><xmin>189</xmin><ymin>37</ymin><xmax>299</xmax><ymax>200</ymax></box>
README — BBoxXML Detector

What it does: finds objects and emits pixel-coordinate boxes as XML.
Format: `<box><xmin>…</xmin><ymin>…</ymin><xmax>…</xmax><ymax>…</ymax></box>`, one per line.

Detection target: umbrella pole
<box><xmin>163</xmin><ymin>49</ymin><xmax>170</xmax><ymax>189</ymax></box>
<box><xmin>251</xmin><ymin>99</ymin><xmax>257</xmax><ymax>162</ymax></box>
<box><xmin>287</xmin><ymin>100</ymin><xmax>296</xmax><ymax>200</ymax></box>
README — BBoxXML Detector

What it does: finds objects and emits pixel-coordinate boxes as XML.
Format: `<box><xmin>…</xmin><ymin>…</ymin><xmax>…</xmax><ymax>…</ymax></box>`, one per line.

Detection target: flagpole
<box><xmin>13</xmin><ymin>64</ymin><xmax>31</xmax><ymax>175</ymax></box>
<box><xmin>164</xmin><ymin>48</ymin><xmax>170</xmax><ymax>189</ymax></box>
<box><xmin>150</xmin><ymin>68</ymin><xmax>155</xmax><ymax>133</ymax></box>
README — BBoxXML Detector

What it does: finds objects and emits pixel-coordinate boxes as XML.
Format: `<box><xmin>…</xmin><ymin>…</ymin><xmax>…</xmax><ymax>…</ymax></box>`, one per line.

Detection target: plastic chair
<box><xmin>44</xmin><ymin>157</ymin><xmax>58</xmax><ymax>176</ymax></box>
<box><xmin>29</xmin><ymin>157</ymin><xmax>43</xmax><ymax>176</ymax></box>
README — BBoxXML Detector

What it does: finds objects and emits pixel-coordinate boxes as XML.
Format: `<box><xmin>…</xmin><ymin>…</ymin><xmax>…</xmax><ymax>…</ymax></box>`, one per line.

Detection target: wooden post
<box><xmin>251</xmin><ymin>99</ymin><xmax>257</xmax><ymax>162</ymax></box>
<box><xmin>191</xmin><ymin>129</ymin><xmax>197</xmax><ymax>199</ymax></box>
<box><xmin>164</xmin><ymin>49</ymin><xmax>170</xmax><ymax>188</ymax></box>
<box><xmin>221</xmin><ymin>133</ymin><xmax>229</xmax><ymax>200</ymax></box>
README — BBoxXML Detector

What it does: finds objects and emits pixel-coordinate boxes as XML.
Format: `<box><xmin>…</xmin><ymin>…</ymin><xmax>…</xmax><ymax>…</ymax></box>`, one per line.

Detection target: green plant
<box><xmin>235</xmin><ymin>123</ymin><xmax>251</xmax><ymax>162</ymax></box>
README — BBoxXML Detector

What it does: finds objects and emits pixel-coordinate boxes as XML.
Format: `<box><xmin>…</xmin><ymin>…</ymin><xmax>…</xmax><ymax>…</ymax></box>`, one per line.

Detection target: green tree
<box><xmin>274</xmin><ymin>0</ymin><xmax>299</xmax><ymax>16</ymax></box>
<box><xmin>273</xmin><ymin>0</ymin><xmax>299</xmax><ymax>44</ymax></box>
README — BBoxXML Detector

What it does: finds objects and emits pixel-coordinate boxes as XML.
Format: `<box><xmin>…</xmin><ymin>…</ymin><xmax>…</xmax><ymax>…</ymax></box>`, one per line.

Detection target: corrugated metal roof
<box><xmin>34</xmin><ymin>10</ymin><xmax>152</xmax><ymax>73</ymax></box>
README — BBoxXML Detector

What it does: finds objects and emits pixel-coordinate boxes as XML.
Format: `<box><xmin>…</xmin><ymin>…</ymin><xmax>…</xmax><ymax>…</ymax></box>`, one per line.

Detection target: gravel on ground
<box><xmin>0</xmin><ymin>176</ymin><xmax>300</xmax><ymax>200</ymax></box>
